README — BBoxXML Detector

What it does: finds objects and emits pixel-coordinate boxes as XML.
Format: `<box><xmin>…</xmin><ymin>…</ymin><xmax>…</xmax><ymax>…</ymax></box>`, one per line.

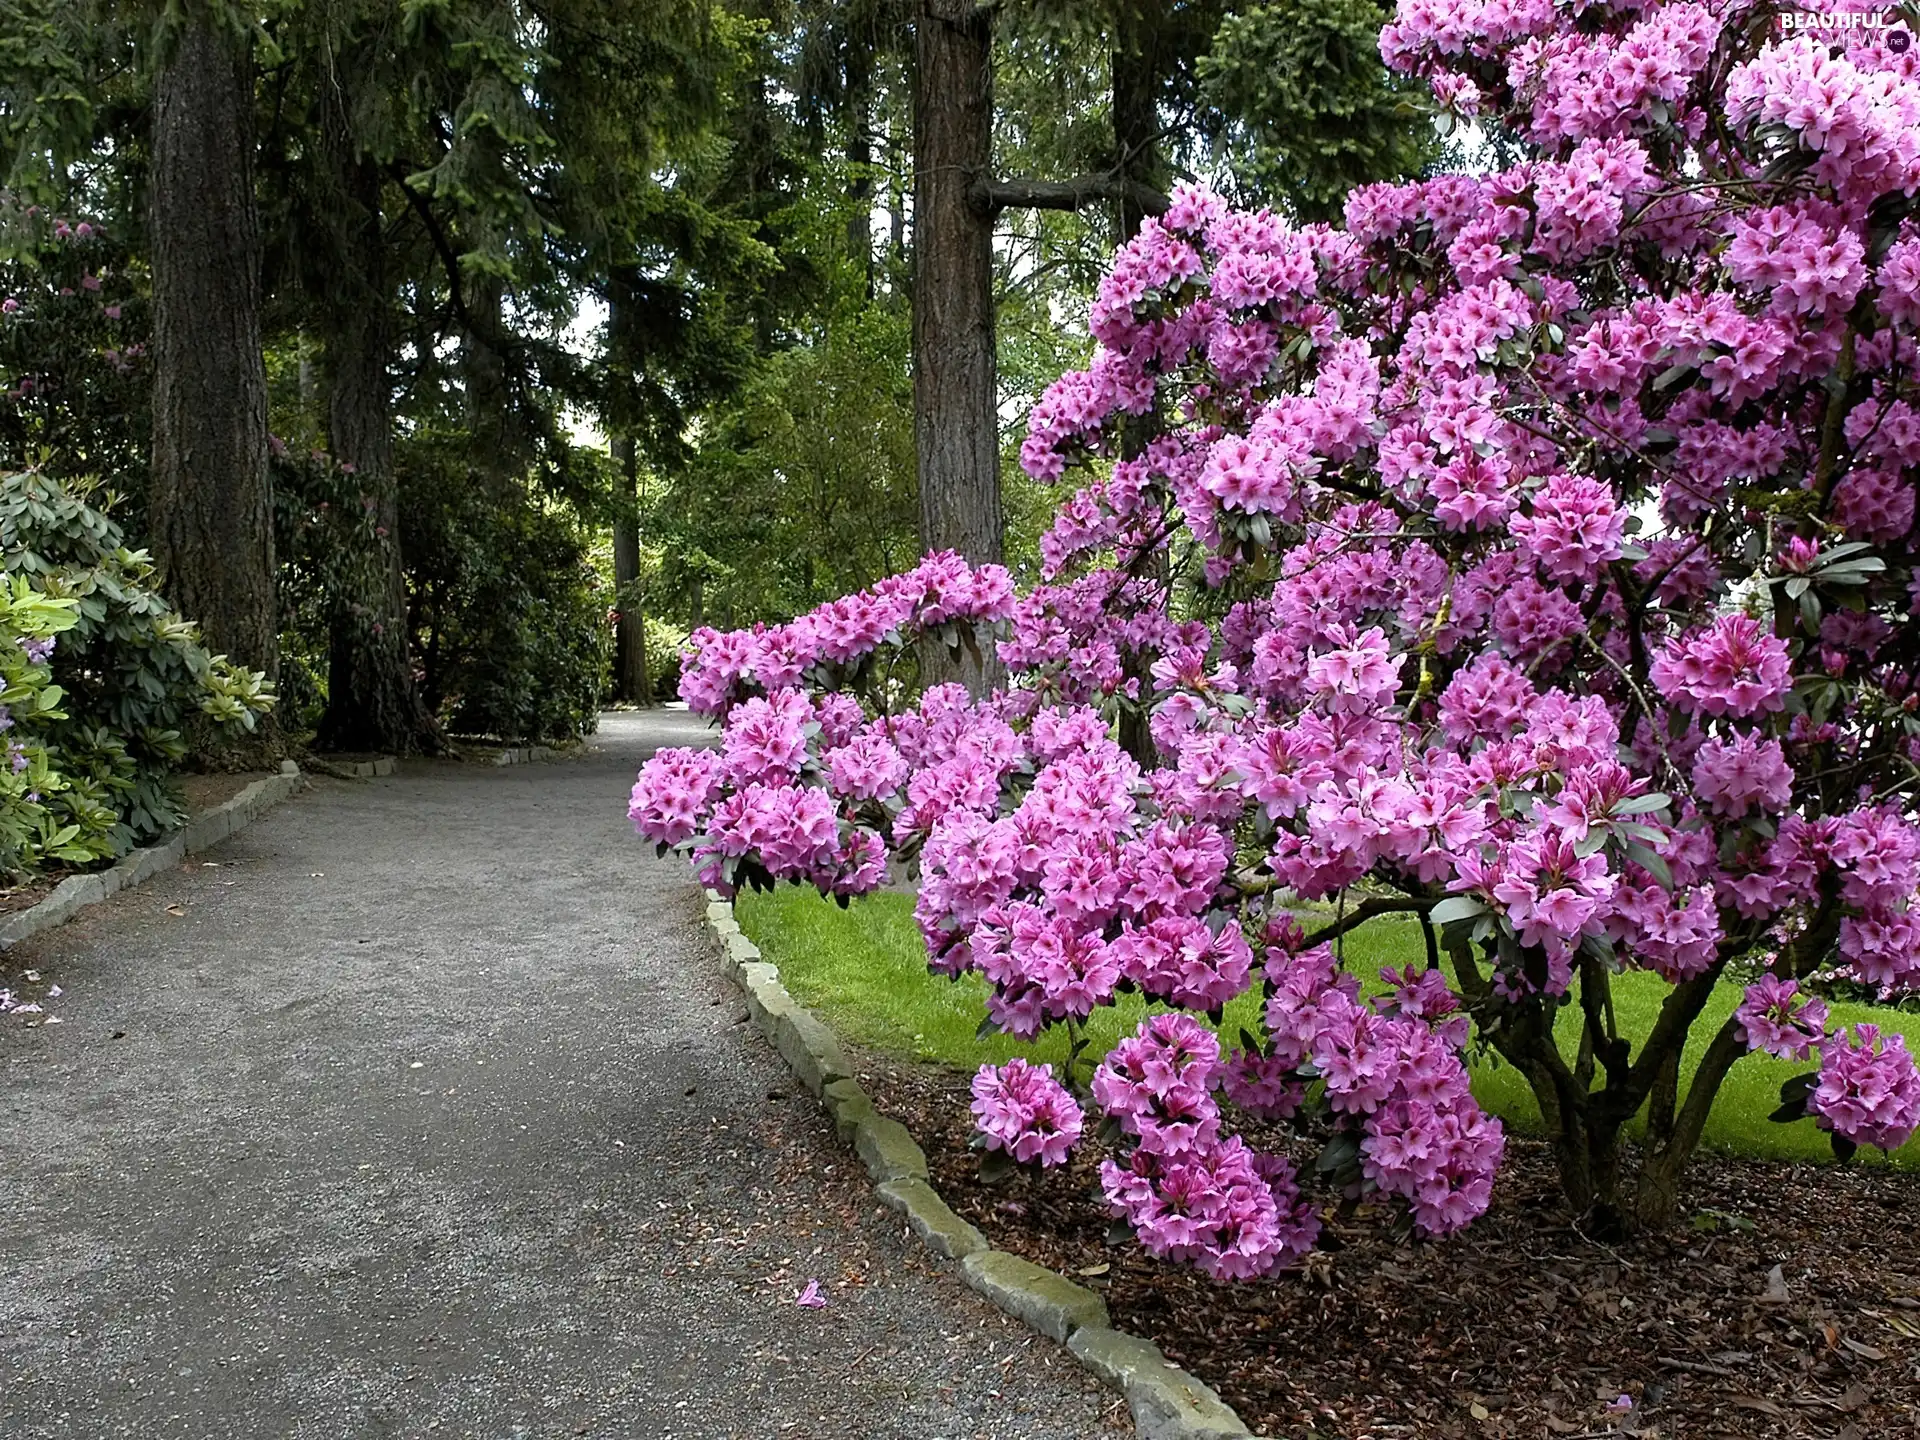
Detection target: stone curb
<box><xmin>0</xmin><ymin>761</ymin><xmax>306</xmax><ymax>951</ymax></box>
<box><xmin>305</xmin><ymin>755</ymin><xmax>395</xmax><ymax>780</ymax></box>
<box><xmin>700</xmin><ymin>890</ymin><xmax>1254</xmax><ymax>1439</ymax></box>
<box><xmin>492</xmin><ymin>744</ymin><xmax>559</xmax><ymax>766</ymax></box>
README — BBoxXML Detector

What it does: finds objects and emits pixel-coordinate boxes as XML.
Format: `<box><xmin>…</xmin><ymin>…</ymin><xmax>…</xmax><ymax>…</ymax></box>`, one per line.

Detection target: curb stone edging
<box><xmin>701</xmin><ymin>891</ymin><xmax>1254</xmax><ymax>1440</ymax></box>
<box><xmin>306</xmin><ymin>755</ymin><xmax>395</xmax><ymax>780</ymax></box>
<box><xmin>492</xmin><ymin>744</ymin><xmax>559</xmax><ymax>766</ymax></box>
<box><xmin>0</xmin><ymin>761</ymin><xmax>306</xmax><ymax>951</ymax></box>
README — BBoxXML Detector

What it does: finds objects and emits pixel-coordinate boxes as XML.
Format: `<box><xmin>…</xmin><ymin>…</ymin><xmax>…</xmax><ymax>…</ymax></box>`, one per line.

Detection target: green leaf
<box><xmin>1623</xmin><ymin>841</ymin><xmax>1673</xmax><ymax>890</ymax></box>
<box><xmin>977</xmin><ymin>1148</ymin><xmax>1017</xmax><ymax>1185</ymax></box>
<box><xmin>1652</xmin><ymin>362</ymin><xmax>1696</xmax><ymax>392</ymax></box>
<box><xmin>1613</xmin><ymin>792</ymin><xmax>1671</xmax><ymax>816</ymax></box>
<box><xmin>1429</xmin><ymin>895</ymin><xmax>1486</xmax><ymax>927</ymax></box>
<box><xmin>1315</xmin><ymin>1131</ymin><xmax>1361</xmax><ymax>1175</ymax></box>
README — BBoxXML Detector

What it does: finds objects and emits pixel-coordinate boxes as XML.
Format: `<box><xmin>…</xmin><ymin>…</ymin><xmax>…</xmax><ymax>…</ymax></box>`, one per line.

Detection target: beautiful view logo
<box><xmin>1778</xmin><ymin>6</ymin><xmax>1914</xmax><ymax>50</ymax></box>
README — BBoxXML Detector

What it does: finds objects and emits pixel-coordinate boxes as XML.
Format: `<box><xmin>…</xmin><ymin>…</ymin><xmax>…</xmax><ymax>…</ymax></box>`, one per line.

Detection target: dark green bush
<box><xmin>396</xmin><ymin>434</ymin><xmax>610</xmax><ymax>745</ymax></box>
<box><xmin>431</xmin><ymin>504</ymin><xmax>610</xmax><ymax>745</ymax></box>
<box><xmin>0</xmin><ymin>469</ymin><xmax>274</xmax><ymax>858</ymax></box>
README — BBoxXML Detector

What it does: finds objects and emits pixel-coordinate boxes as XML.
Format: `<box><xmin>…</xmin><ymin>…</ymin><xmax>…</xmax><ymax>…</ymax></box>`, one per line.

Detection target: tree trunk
<box><xmin>913</xmin><ymin>0</ymin><xmax>1002</xmax><ymax>695</ymax></box>
<box><xmin>315</xmin><ymin>157</ymin><xmax>438</xmax><ymax>756</ymax></box>
<box><xmin>149</xmin><ymin>9</ymin><xmax>280</xmax><ymax>761</ymax></box>
<box><xmin>1108</xmin><ymin>1</ymin><xmax>1171</xmax><ymax>764</ymax></box>
<box><xmin>1499</xmin><ymin>962</ymin><xmax>1758</xmax><ymax>1234</ymax></box>
<box><xmin>1109</xmin><ymin>1</ymin><xmax>1168</xmax><ymax>246</ymax></box>
<box><xmin>611</xmin><ymin>436</ymin><xmax>654</xmax><ymax>706</ymax></box>
<box><xmin>845</xmin><ymin>38</ymin><xmax>875</xmax><ymax>298</ymax></box>
<box><xmin>464</xmin><ymin>272</ymin><xmax>520</xmax><ymax>494</ymax></box>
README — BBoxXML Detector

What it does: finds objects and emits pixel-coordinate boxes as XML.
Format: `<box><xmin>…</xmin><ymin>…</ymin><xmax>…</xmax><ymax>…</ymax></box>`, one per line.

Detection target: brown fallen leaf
<box><xmin>164</xmin><ymin>904</ymin><xmax>185</xmax><ymax>917</ymax></box>
<box><xmin>1842</xmin><ymin>1337</ymin><xmax>1888</xmax><ymax>1361</ymax></box>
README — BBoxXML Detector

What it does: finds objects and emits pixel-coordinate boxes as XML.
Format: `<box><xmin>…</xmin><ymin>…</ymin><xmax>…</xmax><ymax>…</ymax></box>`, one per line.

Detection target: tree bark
<box><xmin>149</xmin><ymin>9</ymin><xmax>280</xmax><ymax>760</ymax></box>
<box><xmin>464</xmin><ymin>272</ymin><xmax>520</xmax><ymax>495</ymax></box>
<box><xmin>912</xmin><ymin>0</ymin><xmax>1002</xmax><ymax>694</ymax></box>
<box><xmin>315</xmin><ymin>155</ymin><xmax>438</xmax><ymax>755</ymax></box>
<box><xmin>1108</xmin><ymin>6</ymin><xmax>1169</xmax><ymax>762</ymax></box>
<box><xmin>610</xmin><ymin>436</ymin><xmax>654</xmax><ymax>706</ymax></box>
<box><xmin>1108</xmin><ymin>2</ymin><xmax>1169</xmax><ymax>246</ymax></box>
<box><xmin>845</xmin><ymin>37</ymin><xmax>875</xmax><ymax>299</ymax></box>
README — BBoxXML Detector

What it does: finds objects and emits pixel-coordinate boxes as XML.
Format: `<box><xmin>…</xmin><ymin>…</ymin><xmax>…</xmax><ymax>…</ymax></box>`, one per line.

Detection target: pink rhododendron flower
<box><xmin>1734</xmin><ymin>976</ymin><xmax>1828</xmax><ymax>1062</ymax></box>
<box><xmin>970</xmin><ymin>1058</ymin><xmax>1084</xmax><ymax>1167</ymax></box>
<box><xmin>1809</xmin><ymin>1025</ymin><xmax>1920</xmax><ymax>1153</ymax></box>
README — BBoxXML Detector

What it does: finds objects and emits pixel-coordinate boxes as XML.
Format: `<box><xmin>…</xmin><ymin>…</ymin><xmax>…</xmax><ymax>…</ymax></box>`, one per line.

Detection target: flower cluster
<box><xmin>1094</xmin><ymin>1014</ymin><xmax>1322</xmax><ymax>1281</ymax></box>
<box><xmin>1651</xmin><ymin>616</ymin><xmax>1793</xmax><ymax>718</ymax></box>
<box><xmin>1266</xmin><ymin>947</ymin><xmax>1502</xmax><ymax>1235</ymax></box>
<box><xmin>1734</xmin><ymin>976</ymin><xmax>1828</xmax><ymax>1062</ymax></box>
<box><xmin>627</xmin><ymin>746</ymin><xmax>722</xmax><ymax>848</ymax></box>
<box><xmin>970</xmin><ymin>1058</ymin><xmax>1085</xmax><ymax>1167</ymax></box>
<box><xmin>678</xmin><ymin>551</ymin><xmax>1015</xmax><ymax>718</ymax></box>
<box><xmin>1809</xmin><ymin>1025</ymin><xmax>1920</xmax><ymax>1153</ymax></box>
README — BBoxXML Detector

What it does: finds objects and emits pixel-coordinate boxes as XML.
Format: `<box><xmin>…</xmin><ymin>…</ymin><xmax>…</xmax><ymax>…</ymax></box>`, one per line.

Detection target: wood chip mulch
<box><xmin>861</xmin><ymin>1056</ymin><xmax>1920</xmax><ymax>1440</ymax></box>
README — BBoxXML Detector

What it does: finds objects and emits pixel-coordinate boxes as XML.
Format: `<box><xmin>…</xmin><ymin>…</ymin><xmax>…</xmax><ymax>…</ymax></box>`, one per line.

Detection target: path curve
<box><xmin>0</xmin><ymin>711</ymin><xmax>1130</xmax><ymax>1440</ymax></box>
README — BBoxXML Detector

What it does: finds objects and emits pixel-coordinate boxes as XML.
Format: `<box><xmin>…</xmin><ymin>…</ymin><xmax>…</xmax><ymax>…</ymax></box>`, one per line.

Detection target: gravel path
<box><xmin>0</xmin><ymin>711</ymin><xmax>1131</xmax><ymax>1440</ymax></box>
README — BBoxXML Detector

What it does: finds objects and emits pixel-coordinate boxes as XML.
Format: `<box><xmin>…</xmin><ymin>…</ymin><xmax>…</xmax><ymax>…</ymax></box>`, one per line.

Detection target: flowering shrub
<box><xmin>0</xmin><ymin>573</ymin><xmax>109</xmax><ymax>876</ymax></box>
<box><xmin>2</xmin><ymin>469</ymin><xmax>275</xmax><ymax>858</ymax></box>
<box><xmin>0</xmin><ymin>196</ymin><xmax>148</xmax><ymax>501</ymax></box>
<box><xmin>635</xmin><ymin>1</ymin><xmax>1920</xmax><ymax>1259</ymax></box>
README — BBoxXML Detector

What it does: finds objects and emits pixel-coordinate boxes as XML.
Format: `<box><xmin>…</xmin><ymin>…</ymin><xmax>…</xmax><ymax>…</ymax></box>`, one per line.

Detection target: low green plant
<box><xmin>0</xmin><ymin>573</ymin><xmax>111</xmax><ymax>875</ymax></box>
<box><xmin>0</xmin><ymin>469</ymin><xmax>274</xmax><ymax>860</ymax></box>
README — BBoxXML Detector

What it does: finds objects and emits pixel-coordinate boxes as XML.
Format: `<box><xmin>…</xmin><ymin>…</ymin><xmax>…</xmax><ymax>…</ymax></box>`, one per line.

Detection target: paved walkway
<box><xmin>0</xmin><ymin>711</ymin><xmax>1129</xmax><ymax>1440</ymax></box>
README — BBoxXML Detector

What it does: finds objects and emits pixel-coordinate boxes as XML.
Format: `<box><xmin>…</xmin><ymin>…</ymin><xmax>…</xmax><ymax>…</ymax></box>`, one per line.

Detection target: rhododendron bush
<box><xmin>633</xmin><ymin>0</ymin><xmax>1920</xmax><ymax>1256</ymax></box>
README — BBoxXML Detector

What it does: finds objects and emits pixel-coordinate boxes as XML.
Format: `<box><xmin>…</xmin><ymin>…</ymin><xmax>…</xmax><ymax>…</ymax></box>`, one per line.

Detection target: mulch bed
<box><xmin>0</xmin><ymin>877</ymin><xmax>58</xmax><ymax>916</ymax></box>
<box><xmin>862</xmin><ymin>1056</ymin><xmax>1920</xmax><ymax>1440</ymax></box>
<box><xmin>180</xmin><ymin>770</ymin><xmax>269</xmax><ymax>814</ymax></box>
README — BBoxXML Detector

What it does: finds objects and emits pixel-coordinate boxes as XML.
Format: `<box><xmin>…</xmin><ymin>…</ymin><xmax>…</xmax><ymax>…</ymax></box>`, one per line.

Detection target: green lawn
<box><xmin>734</xmin><ymin>885</ymin><xmax>1920</xmax><ymax>1170</ymax></box>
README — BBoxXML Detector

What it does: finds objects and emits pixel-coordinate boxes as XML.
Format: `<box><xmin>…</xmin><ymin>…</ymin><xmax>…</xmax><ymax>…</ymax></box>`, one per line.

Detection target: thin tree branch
<box><xmin>1301</xmin><ymin>895</ymin><xmax>1433</xmax><ymax>951</ymax></box>
<box><xmin>970</xmin><ymin>172</ymin><xmax>1170</xmax><ymax>218</ymax></box>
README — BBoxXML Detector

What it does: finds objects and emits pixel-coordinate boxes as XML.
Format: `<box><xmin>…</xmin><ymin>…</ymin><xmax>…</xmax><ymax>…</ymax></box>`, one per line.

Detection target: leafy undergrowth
<box><xmin>733</xmin><ymin>885</ymin><xmax>1920</xmax><ymax>1169</ymax></box>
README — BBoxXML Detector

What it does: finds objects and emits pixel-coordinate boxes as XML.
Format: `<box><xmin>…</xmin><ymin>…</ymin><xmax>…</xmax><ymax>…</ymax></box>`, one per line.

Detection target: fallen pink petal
<box><xmin>795</xmin><ymin>1279</ymin><xmax>826</xmax><ymax>1309</ymax></box>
